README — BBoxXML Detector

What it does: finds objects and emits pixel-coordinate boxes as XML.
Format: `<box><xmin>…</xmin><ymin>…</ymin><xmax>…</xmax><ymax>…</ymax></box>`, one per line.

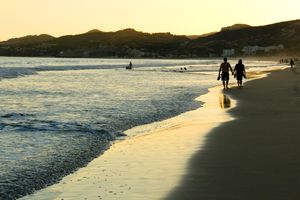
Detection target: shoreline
<box><xmin>21</xmin><ymin>79</ymin><xmax>235</xmax><ymax>199</ymax></box>
<box><xmin>20</xmin><ymin>65</ymin><xmax>288</xmax><ymax>200</ymax></box>
<box><xmin>166</xmin><ymin>65</ymin><xmax>300</xmax><ymax>199</ymax></box>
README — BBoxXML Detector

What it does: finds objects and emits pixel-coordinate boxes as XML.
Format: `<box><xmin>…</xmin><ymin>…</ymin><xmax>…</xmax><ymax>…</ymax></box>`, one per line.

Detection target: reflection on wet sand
<box><xmin>291</xmin><ymin>67</ymin><xmax>299</xmax><ymax>74</ymax></box>
<box><xmin>219</xmin><ymin>94</ymin><xmax>231</xmax><ymax>109</ymax></box>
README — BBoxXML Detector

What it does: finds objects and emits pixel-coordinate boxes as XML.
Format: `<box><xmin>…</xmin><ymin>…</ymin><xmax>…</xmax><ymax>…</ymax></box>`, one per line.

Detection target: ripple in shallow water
<box><xmin>0</xmin><ymin>128</ymin><xmax>116</xmax><ymax>200</ymax></box>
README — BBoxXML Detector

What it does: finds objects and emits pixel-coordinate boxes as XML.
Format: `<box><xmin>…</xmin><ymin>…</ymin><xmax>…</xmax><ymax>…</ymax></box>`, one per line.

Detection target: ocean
<box><xmin>0</xmin><ymin>57</ymin><xmax>279</xmax><ymax>199</ymax></box>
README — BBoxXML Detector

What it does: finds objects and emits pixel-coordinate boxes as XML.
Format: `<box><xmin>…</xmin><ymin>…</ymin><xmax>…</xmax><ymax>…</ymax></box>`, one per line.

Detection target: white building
<box><xmin>242</xmin><ymin>44</ymin><xmax>284</xmax><ymax>55</ymax></box>
<box><xmin>222</xmin><ymin>49</ymin><xmax>235</xmax><ymax>57</ymax></box>
<box><xmin>242</xmin><ymin>46</ymin><xmax>264</xmax><ymax>55</ymax></box>
<box><xmin>264</xmin><ymin>44</ymin><xmax>284</xmax><ymax>52</ymax></box>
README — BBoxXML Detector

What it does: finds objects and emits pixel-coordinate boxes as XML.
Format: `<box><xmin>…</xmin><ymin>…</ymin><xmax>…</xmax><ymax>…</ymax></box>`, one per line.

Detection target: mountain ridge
<box><xmin>0</xmin><ymin>19</ymin><xmax>299</xmax><ymax>58</ymax></box>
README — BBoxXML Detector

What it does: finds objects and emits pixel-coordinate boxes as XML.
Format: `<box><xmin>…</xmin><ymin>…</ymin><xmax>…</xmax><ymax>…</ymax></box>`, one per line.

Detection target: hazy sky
<box><xmin>0</xmin><ymin>0</ymin><xmax>299</xmax><ymax>41</ymax></box>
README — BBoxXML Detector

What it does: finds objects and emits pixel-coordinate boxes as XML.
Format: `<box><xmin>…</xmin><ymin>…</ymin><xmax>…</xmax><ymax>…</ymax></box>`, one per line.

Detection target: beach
<box><xmin>20</xmin><ymin>79</ymin><xmax>235</xmax><ymax>200</ymax></box>
<box><xmin>0</xmin><ymin>57</ymin><xmax>220</xmax><ymax>199</ymax></box>
<box><xmin>1</xmin><ymin>2</ymin><xmax>299</xmax><ymax>198</ymax></box>
<box><xmin>19</xmin><ymin>61</ymin><xmax>298</xmax><ymax>200</ymax></box>
<box><xmin>167</xmin><ymin>65</ymin><xmax>300</xmax><ymax>199</ymax></box>
<box><xmin>12</xmin><ymin>57</ymin><xmax>299</xmax><ymax>200</ymax></box>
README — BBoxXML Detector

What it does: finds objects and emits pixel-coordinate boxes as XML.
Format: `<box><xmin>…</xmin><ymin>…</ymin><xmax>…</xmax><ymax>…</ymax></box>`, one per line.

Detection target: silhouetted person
<box><xmin>290</xmin><ymin>59</ymin><xmax>294</xmax><ymax>68</ymax></box>
<box><xmin>218</xmin><ymin>57</ymin><xmax>233</xmax><ymax>89</ymax></box>
<box><xmin>126</xmin><ymin>61</ymin><xmax>133</xmax><ymax>69</ymax></box>
<box><xmin>234</xmin><ymin>59</ymin><xmax>246</xmax><ymax>87</ymax></box>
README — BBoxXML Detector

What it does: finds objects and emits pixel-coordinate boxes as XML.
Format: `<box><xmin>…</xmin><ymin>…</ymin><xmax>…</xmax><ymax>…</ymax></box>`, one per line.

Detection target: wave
<box><xmin>0</xmin><ymin>91</ymin><xmax>203</xmax><ymax>199</ymax></box>
<box><xmin>0</xmin><ymin>65</ymin><xmax>116</xmax><ymax>80</ymax></box>
<box><xmin>0</xmin><ymin>67</ymin><xmax>37</xmax><ymax>79</ymax></box>
<box><xmin>0</xmin><ymin>113</ymin><xmax>126</xmax><ymax>199</ymax></box>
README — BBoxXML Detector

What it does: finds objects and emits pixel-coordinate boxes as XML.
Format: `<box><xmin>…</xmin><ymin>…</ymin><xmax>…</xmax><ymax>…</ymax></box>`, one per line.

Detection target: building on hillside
<box><xmin>222</xmin><ymin>49</ymin><xmax>235</xmax><ymax>57</ymax></box>
<box><xmin>242</xmin><ymin>44</ymin><xmax>284</xmax><ymax>55</ymax></box>
<box><xmin>242</xmin><ymin>46</ymin><xmax>264</xmax><ymax>55</ymax></box>
<box><xmin>264</xmin><ymin>44</ymin><xmax>284</xmax><ymax>52</ymax></box>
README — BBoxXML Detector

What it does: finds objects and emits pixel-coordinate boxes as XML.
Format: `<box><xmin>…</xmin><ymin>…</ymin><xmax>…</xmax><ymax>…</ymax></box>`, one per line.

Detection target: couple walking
<box><xmin>218</xmin><ymin>58</ymin><xmax>246</xmax><ymax>89</ymax></box>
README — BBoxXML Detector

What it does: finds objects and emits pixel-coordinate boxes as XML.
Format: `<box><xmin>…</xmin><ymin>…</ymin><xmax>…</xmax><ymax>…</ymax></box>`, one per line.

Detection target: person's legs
<box><xmin>222</xmin><ymin>73</ymin><xmax>229</xmax><ymax>89</ymax></box>
<box><xmin>225</xmin><ymin>73</ymin><xmax>229</xmax><ymax>89</ymax></box>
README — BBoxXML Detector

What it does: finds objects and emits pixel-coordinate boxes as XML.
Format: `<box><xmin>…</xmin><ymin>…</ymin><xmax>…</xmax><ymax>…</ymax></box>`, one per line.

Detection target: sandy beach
<box><xmin>167</xmin><ymin>65</ymin><xmax>300</xmax><ymax>199</ymax></box>
<box><xmin>20</xmin><ymin>63</ymin><xmax>299</xmax><ymax>200</ymax></box>
<box><xmin>21</xmin><ymin>75</ymin><xmax>234</xmax><ymax>199</ymax></box>
<box><xmin>1</xmin><ymin>2</ymin><xmax>299</xmax><ymax>198</ymax></box>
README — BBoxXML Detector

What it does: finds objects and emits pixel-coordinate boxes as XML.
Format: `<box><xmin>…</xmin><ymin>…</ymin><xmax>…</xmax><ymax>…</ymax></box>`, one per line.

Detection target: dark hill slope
<box><xmin>0</xmin><ymin>34</ymin><xmax>55</xmax><ymax>45</ymax></box>
<box><xmin>189</xmin><ymin>19</ymin><xmax>300</xmax><ymax>56</ymax></box>
<box><xmin>0</xmin><ymin>29</ymin><xmax>189</xmax><ymax>57</ymax></box>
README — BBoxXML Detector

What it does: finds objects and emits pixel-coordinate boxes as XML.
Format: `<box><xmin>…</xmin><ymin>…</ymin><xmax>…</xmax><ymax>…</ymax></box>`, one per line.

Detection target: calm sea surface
<box><xmin>0</xmin><ymin>57</ymin><xmax>279</xmax><ymax>199</ymax></box>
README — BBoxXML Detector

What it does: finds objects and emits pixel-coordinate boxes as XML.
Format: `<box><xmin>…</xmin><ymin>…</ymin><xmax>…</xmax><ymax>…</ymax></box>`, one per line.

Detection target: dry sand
<box><xmin>166</xmin><ymin>66</ymin><xmax>300</xmax><ymax>200</ymax></box>
<box><xmin>21</xmin><ymin>79</ymin><xmax>234</xmax><ymax>199</ymax></box>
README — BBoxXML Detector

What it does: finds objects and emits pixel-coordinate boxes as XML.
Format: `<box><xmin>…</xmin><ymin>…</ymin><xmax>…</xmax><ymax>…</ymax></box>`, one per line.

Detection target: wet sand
<box><xmin>21</xmin><ymin>81</ymin><xmax>234</xmax><ymax>199</ymax></box>
<box><xmin>166</xmin><ymin>66</ymin><xmax>300</xmax><ymax>200</ymax></box>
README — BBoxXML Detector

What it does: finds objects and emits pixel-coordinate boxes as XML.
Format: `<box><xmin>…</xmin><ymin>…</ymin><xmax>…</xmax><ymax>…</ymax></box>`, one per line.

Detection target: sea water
<box><xmin>0</xmin><ymin>57</ymin><xmax>279</xmax><ymax>199</ymax></box>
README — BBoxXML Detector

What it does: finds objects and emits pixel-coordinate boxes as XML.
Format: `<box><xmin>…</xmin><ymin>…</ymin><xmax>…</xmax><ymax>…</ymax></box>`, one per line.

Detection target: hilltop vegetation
<box><xmin>0</xmin><ymin>19</ymin><xmax>299</xmax><ymax>58</ymax></box>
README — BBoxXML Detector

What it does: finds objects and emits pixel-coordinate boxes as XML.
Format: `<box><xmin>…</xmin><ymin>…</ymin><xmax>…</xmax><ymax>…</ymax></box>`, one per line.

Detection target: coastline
<box><xmin>19</xmin><ymin>64</ymin><xmax>292</xmax><ymax>200</ymax></box>
<box><xmin>20</xmin><ymin>80</ymin><xmax>235</xmax><ymax>199</ymax></box>
<box><xmin>166</xmin><ymin>65</ymin><xmax>300</xmax><ymax>199</ymax></box>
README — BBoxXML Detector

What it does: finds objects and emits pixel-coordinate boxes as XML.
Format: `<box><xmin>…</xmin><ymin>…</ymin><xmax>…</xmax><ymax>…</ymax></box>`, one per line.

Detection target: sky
<box><xmin>0</xmin><ymin>0</ymin><xmax>300</xmax><ymax>41</ymax></box>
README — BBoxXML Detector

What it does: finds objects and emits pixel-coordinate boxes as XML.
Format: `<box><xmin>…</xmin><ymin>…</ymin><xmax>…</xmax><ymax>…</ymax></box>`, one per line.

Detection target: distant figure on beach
<box><xmin>234</xmin><ymin>59</ymin><xmax>247</xmax><ymax>87</ymax></box>
<box><xmin>290</xmin><ymin>59</ymin><xmax>294</xmax><ymax>68</ymax></box>
<box><xmin>218</xmin><ymin>57</ymin><xmax>233</xmax><ymax>89</ymax></box>
<box><xmin>126</xmin><ymin>61</ymin><xmax>133</xmax><ymax>70</ymax></box>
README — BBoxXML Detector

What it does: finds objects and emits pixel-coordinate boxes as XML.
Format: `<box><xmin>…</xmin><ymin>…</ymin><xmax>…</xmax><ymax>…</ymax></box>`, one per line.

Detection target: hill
<box><xmin>0</xmin><ymin>19</ymin><xmax>299</xmax><ymax>58</ymax></box>
<box><xmin>187</xmin><ymin>32</ymin><xmax>218</xmax><ymax>39</ymax></box>
<box><xmin>220</xmin><ymin>24</ymin><xmax>252</xmax><ymax>32</ymax></box>
<box><xmin>188</xmin><ymin>19</ymin><xmax>300</xmax><ymax>57</ymax></box>
<box><xmin>0</xmin><ymin>28</ymin><xmax>189</xmax><ymax>58</ymax></box>
<box><xmin>0</xmin><ymin>34</ymin><xmax>55</xmax><ymax>45</ymax></box>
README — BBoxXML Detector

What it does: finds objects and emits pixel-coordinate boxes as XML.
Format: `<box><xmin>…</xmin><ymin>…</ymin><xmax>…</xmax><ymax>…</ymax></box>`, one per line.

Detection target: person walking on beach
<box><xmin>218</xmin><ymin>57</ymin><xmax>233</xmax><ymax>89</ymax></box>
<box><xmin>234</xmin><ymin>59</ymin><xmax>246</xmax><ymax>87</ymax></box>
<box><xmin>290</xmin><ymin>59</ymin><xmax>294</xmax><ymax>68</ymax></box>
